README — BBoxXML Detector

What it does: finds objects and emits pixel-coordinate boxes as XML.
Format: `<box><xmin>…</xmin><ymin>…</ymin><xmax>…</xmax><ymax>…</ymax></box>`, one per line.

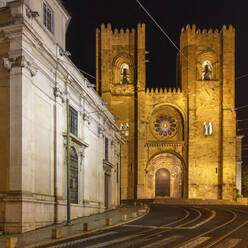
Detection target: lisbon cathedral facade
<box><xmin>96</xmin><ymin>23</ymin><xmax>238</xmax><ymax>201</ymax></box>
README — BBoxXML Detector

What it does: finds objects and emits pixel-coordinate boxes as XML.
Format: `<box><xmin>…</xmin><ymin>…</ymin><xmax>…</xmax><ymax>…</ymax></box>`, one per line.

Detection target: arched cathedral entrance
<box><xmin>155</xmin><ymin>168</ymin><xmax>170</xmax><ymax>197</ymax></box>
<box><xmin>146</xmin><ymin>153</ymin><xmax>184</xmax><ymax>198</ymax></box>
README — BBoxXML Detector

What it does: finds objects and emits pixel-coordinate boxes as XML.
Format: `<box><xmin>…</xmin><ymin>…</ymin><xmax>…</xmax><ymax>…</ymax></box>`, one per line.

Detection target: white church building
<box><xmin>0</xmin><ymin>0</ymin><xmax>123</xmax><ymax>233</ymax></box>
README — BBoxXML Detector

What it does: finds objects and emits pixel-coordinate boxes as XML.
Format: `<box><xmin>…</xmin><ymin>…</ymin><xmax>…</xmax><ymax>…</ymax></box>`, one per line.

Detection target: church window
<box><xmin>43</xmin><ymin>2</ymin><xmax>54</xmax><ymax>34</ymax></box>
<box><xmin>105</xmin><ymin>137</ymin><xmax>109</xmax><ymax>161</ymax></box>
<box><xmin>120</xmin><ymin>63</ymin><xmax>129</xmax><ymax>84</ymax></box>
<box><xmin>154</xmin><ymin>115</ymin><xmax>177</xmax><ymax>137</ymax></box>
<box><xmin>69</xmin><ymin>106</ymin><xmax>78</xmax><ymax>136</ymax></box>
<box><xmin>202</xmin><ymin>61</ymin><xmax>212</xmax><ymax>80</ymax></box>
<box><xmin>70</xmin><ymin>147</ymin><xmax>78</xmax><ymax>204</ymax></box>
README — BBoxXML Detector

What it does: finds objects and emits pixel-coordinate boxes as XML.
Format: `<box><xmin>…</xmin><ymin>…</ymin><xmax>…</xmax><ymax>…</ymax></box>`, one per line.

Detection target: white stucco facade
<box><xmin>0</xmin><ymin>0</ymin><xmax>123</xmax><ymax>233</ymax></box>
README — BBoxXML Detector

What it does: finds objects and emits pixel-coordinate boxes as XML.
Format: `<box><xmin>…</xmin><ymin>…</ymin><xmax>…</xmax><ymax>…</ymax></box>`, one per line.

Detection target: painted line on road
<box><xmin>142</xmin><ymin>235</ymin><xmax>182</xmax><ymax>248</ymax></box>
<box><xmin>178</xmin><ymin>236</ymin><xmax>210</xmax><ymax>248</ymax></box>
<box><xmin>205</xmin><ymin>219</ymin><xmax>248</xmax><ymax>248</ymax></box>
<box><xmin>80</xmin><ymin>234</ymin><xmax>141</xmax><ymax>248</ymax></box>
<box><xmin>52</xmin><ymin>231</ymin><xmax>117</xmax><ymax>248</ymax></box>
<box><xmin>214</xmin><ymin>238</ymin><xmax>241</xmax><ymax>248</ymax></box>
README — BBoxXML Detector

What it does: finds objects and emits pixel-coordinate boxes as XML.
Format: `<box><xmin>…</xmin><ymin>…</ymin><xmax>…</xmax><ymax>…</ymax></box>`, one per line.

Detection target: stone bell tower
<box><xmin>96</xmin><ymin>23</ymin><xmax>146</xmax><ymax>200</ymax></box>
<box><xmin>180</xmin><ymin>25</ymin><xmax>236</xmax><ymax>200</ymax></box>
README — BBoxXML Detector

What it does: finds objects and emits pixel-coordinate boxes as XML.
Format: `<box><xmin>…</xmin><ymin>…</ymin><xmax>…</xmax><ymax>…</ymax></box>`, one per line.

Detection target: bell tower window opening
<box><xmin>120</xmin><ymin>63</ymin><xmax>129</xmax><ymax>84</ymax></box>
<box><xmin>202</xmin><ymin>60</ymin><xmax>212</xmax><ymax>80</ymax></box>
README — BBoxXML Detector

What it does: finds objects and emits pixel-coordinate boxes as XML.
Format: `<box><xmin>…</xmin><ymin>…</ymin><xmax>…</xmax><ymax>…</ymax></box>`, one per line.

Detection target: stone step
<box><xmin>153</xmin><ymin>198</ymin><xmax>236</xmax><ymax>205</ymax></box>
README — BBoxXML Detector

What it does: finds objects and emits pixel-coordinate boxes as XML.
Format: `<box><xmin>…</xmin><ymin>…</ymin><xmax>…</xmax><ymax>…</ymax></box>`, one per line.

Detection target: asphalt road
<box><xmin>44</xmin><ymin>204</ymin><xmax>248</xmax><ymax>248</ymax></box>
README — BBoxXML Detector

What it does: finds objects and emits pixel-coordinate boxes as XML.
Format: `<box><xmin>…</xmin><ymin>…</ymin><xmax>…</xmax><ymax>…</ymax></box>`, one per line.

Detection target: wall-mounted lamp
<box><xmin>59</xmin><ymin>48</ymin><xmax>71</xmax><ymax>57</ymax></box>
<box><xmin>102</xmin><ymin>101</ymin><xmax>108</xmax><ymax>105</ymax></box>
<box><xmin>86</xmin><ymin>81</ymin><xmax>96</xmax><ymax>88</ymax></box>
<box><xmin>211</xmin><ymin>85</ymin><xmax>220</xmax><ymax>91</ymax></box>
<box><xmin>83</xmin><ymin>113</ymin><xmax>91</xmax><ymax>125</ymax></box>
<box><xmin>26</xmin><ymin>8</ymin><xmax>39</xmax><ymax>18</ymax></box>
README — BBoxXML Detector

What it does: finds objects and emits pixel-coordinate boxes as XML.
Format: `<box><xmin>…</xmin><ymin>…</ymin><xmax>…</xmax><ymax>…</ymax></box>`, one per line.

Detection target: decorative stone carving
<box><xmin>149</xmin><ymin>105</ymin><xmax>183</xmax><ymax>141</ymax></box>
<box><xmin>54</xmin><ymin>86</ymin><xmax>65</xmax><ymax>102</ymax></box>
<box><xmin>98</xmin><ymin>126</ymin><xmax>105</xmax><ymax>137</ymax></box>
<box><xmin>103</xmin><ymin>160</ymin><xmax>113</xmax><ymax>176</ymax></box>
<box><xmin>2</xmin><ymin>55</ymin><xmax>37</xmax><ymax>77</ymax></box>
<box><xmin>2</xmin><ymin>57</ymin><xmax>14</xmax><ymax>70</ymax></box>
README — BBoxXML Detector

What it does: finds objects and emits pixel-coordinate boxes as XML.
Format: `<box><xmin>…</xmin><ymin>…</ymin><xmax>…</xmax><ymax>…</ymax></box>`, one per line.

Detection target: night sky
<box><xmin>62</xmin><ymin>0</ymin><xmax>248</xmax><ymax>161</ymax></box>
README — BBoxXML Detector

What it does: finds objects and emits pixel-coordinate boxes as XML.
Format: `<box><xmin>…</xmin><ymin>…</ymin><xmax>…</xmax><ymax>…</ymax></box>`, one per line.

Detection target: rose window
<box><xmin>154</xmin><ymin>115</ymin><xmax>177</xmax><ymax>137</ymax></box>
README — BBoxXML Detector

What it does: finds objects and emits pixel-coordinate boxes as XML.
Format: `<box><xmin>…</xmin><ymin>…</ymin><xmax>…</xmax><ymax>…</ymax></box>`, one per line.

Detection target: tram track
<box><xmin>169</xmin><ymin>206</ymin><xmax>248</xmax><ymax>248</ymax></box>
<box><xmin>173</xmin><ymin>208</ymin><xmax>237</xmax><ymax>248</ymax></box>
<box><xmin>110</xmin><ymin>205</ymin><xmax>212</xmax><ymax>247</ymax></box>
<box><xmin>112</xmin><ymin>206</ymin><xmax>239</xmax><ymax>248</ymax></box>
<box><xmin>203</xmin><ymin>207</ymin><xmax>248</xmax><ymax>248</ymax></box>
<box><xmin>41</xmin><ymin>205</ymin><xmax>248</xmax><ymax>248</ymax></box>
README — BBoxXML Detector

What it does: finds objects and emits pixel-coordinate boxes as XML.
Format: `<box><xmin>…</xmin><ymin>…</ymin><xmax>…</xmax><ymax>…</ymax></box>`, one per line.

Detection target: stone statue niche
<box><xmin>120</xmin><ymin>63</ymin><xmax>129</xmax><ymax>84</ymax></box>
<box><xmin>202</xmin><ymin>60</ymin><xmax>212</xmax><ymax>80</ymax></box>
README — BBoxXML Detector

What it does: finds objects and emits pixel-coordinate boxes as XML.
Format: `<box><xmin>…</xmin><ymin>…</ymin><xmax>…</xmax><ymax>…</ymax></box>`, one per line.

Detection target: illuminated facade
<box><xmin>0</xmin><ymin>0</ymin><xmax>122</xmax><ymax>233</ymax></box>
<box><xmin>96</xmin><ymin>23</ymin><xmax>238</xmax><ymax>201</ymax></box>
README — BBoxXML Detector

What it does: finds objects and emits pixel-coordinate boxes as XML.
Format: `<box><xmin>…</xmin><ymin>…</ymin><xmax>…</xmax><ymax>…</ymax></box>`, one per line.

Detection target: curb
<box><xmin>25</xmin><ymin>206</ymin><xmax>150</xmax><ymax>248</ymax></box>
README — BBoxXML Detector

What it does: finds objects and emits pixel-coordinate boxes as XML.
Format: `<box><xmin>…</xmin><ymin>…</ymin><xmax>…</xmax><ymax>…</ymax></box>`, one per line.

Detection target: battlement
<box><xmin>145</xmin><ymin>88</ymin><xmax>182</xmax><ymax>95</ymax></box>
<box><xmin>100</xmin><ymin>23</ymin><xmax>145</xmax><ymax>34</ymax></box>
<box><xmin>181</xmin><ymin>24</ymin><xmax>235</xmax><ymax>36</ymax></box>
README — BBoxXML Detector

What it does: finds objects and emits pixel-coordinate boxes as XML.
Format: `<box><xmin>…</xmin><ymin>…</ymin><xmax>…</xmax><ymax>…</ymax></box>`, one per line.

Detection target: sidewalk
<box><xmin>0</xmin><ymin>203</ymin><xmax>149</xmax><ymax>248</ymax></box>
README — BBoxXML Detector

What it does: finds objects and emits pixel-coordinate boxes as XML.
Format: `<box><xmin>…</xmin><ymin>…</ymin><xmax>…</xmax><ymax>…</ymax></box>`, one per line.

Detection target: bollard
<box><xmin>6</xmin><ymin>237</ymin><xmax>18</xmax><ymax>248</ymax></box>
<box><xmin>52</xmin><ymin>229</ymin><xmax>61</xmax><ymax>239</ymax></box>
<box><xmin>122</xmin><ymin>215</ymin><xmax>127</xmax><ymax>221</ymax></box>
<box><xmin>83</xmin><ymin>223</ymin><xmax>91</xmax><ymax>232</ymax></box>
<box><xmin>132</xmin><ymin>212</ymin><xmax>137</xmax><ymax>218</ymax></box>
<box><xmin>106</xmin><ymin>218</ymin><xmax>112</xmax><ymax>226</ymax></box>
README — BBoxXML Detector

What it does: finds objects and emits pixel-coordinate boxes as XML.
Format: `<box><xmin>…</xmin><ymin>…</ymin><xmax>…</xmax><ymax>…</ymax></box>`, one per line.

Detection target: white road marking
<box><xmin>178</xmin><ymin>236</ymin><xmax>210</xmax><ymax>248</ymax></box>
<box><xmin>84</xmin><ymin>234</ymin><xmax>141</xmax><ymax>248</ymax></box>
<box><xmin>53</xmin><ymin>231</ymin><xmax>117</xmax><ymax>247</ymax></box>
<box><xmin>124</xmin><ymin>224</ymin><xmax>168</xmax><ymax>229</ymax></box>
<box><xmin>142</xmin><ymin>235</ymin><xmax>182</xmax><ymax>248</ymax></box>
<box><xmin>214</xmin><ymin>238</ymin><xmax>242</xmax><ymax>248</ymax></box>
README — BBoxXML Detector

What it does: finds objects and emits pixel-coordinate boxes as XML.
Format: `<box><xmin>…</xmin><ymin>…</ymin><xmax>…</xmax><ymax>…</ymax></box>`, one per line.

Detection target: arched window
<box><xmin>202</xmin><ymin>61</ymin><xmax>212</xmax><ymax>80</ymax></box>
<box><xmin>70</xmin><ymin>147</ymin><xmax>78</xmax><ymax>204</ymax></box>
<box><xmin>120</xmin><ymin>63</ymin><xmax>129</xmax><ymax>84</ymax></box>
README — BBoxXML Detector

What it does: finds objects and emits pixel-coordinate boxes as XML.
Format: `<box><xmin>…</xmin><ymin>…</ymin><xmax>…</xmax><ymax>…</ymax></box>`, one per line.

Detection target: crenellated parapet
<box><xmin>145</xmin><ymin>87</ymin><xmax>182</xmax><ymax>95</ymax></box>
<box><xmin>181</xmin><ymin>24</ymin><xmax>234</xmax><ymax>35</ymax></box>
<box><xmin>100</xmin><ymin>23</ymin><xmax>137</xmax><ymax>46</ymax></box>
<box><xmin>180</xmin><ymin>24</ymin><xmax>235</xmax><ymax>49</ymax></box>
